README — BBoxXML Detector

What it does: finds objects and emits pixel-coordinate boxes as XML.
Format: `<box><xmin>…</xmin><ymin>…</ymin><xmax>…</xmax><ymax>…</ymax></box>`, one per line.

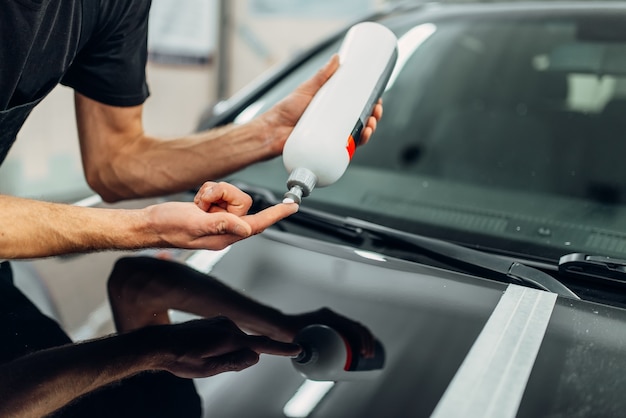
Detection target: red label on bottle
<box><xmin>345</xmin><ymin>119</ymin><xmax>363</xmax><ymax>160</ymax></box>
<box><xmin>346</xmin><ymin>135</ymin><xmax>357</xmax><ymax>159</ymax></box>
<box><xmin>340</xmin><ymin>334</ymin><xmax>354</xmax><ymax>371</ymax></box>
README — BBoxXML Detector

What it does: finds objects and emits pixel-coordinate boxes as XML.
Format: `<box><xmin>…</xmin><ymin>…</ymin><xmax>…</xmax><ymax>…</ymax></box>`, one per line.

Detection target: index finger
<box><xmin>246</xmin><ymin>335</ymin><xmax>302</xmax><ymax>357</ymax></box>
<box><xmin>243</xmin><ymin>203</ymin><xmax>299</xmax><ymax>235</ymax></box>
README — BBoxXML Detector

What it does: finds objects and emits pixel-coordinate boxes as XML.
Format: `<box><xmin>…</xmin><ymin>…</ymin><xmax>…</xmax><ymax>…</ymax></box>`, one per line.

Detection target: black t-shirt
<box><xmin>0</xmin><ymin>0</ymin><xmax>152</xmax><ymax>164</ymax></box>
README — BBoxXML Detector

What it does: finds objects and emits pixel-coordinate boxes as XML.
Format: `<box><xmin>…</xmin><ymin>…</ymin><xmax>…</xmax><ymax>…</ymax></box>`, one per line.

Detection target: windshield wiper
<box><xmin>559</xmin><ymin>253</ymin><xmax>626</xmax><ymax>285</ymax></box>
<box><xmin>236</xmin><ymin>183</ymin><xmax>580</xmax><ymax>300</ymax></box>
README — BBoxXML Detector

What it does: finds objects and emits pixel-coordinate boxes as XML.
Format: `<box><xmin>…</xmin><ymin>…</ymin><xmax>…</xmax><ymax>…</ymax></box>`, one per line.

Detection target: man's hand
<box><xmin>0</xmin><ymin>182</ymin><xmax>294</xmax><ymax>259</ymax></box>
<box><xmin>149</xmin><ymin>317</ymin><xmax>301</xmax><ymax>379</ymax></box>
<box><xmin>0</xmin><ymin>316</ymin><xmax>301</xmax><ymax>418</ymax></box>
<box><xmin>256</xmin><ymin>54</ymin><xmax>384</xmax><ymax>156</ymax></box>
<box><xmin>144</xmin><ymin>198</ymin><xmax>298</xmax><ymax>251</ymax></box>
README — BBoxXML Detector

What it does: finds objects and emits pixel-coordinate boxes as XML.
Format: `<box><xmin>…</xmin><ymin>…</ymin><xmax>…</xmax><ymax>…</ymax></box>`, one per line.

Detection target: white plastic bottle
<box><xmin>282</xmin><ymin>22</ymin><xmax>398</xmax><ymax>204</ymax></box>
<box><xmin>291</xmin><ymin>324</ymin><xmax>386</xmax><ymax>382</ymax></box>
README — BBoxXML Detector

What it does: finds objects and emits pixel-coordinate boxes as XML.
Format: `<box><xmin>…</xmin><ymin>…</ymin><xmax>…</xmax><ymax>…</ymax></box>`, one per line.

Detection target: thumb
<box><xmin>297</xmin><ymin>54</ymin><xmax>339</xmax><ymax>96</ymax></box>
<box><xmin>204</xmin><ymin>212</ymin><xmax>253</xmax><ymax>238</ymax></box>
<box><xmin>204</xmin><ymin>349</ymin><xmax>260</xmax><ymax>375</ymax></box>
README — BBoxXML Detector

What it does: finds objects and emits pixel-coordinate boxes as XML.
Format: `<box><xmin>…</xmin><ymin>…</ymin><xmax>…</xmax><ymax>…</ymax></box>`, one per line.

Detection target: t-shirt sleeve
<box><xmin>61</xmin><ymin>1</ymin><xmax>151</xmax><ymax>107</ymax></box>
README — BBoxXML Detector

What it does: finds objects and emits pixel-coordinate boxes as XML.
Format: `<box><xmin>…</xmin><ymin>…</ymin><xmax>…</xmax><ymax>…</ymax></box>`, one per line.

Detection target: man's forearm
<box><xmin>0</xmin><ymin>186</ymin><xmax>297</xmax><ymax>259</ymax></box>
<box><xmin>0</xmin><ymin>316</ymin><xmax>302</xmax><ymax>418</ymax></box>
<box><xmin>0</xmin><ymin>330</ymin><xmax>155</xmax><ymax>418</ymax></box>
<box><xmin>84</xmin><ymin>119</ymin><xmax>276</xmax><ymax>203</ymax></box>
<box><xmin>108</xmin><ymin>122</ymin><xmax>274</xmax><ymax>201</ymax></box>
<box><xmin>0</xmin><ymin>195</ymin><xmax>154</xmax><ymax>259</ymax></box>
<box><xmin>110</xmin><ymin>256</ymin><xmax>295</xmax><ymax>340</ymax></box>
<box><xmin>75</xmin><ymin>53</ymin><xmax>348</xmax><ymax>203</ymax></box>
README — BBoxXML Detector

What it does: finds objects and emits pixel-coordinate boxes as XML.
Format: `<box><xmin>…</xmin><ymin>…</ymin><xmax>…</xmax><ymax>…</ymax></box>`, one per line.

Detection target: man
<box><xmin>0</xmin><ymin>1</ymin><xmax>382</xmax><ymax>417</ymax></box>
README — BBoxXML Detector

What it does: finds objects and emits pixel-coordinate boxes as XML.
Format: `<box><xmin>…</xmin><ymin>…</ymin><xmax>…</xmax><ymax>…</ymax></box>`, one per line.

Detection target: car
<box><xmin>184</xmin><ymin>1</ymin><xmax>626</xmax><ymax>417</ymax></box>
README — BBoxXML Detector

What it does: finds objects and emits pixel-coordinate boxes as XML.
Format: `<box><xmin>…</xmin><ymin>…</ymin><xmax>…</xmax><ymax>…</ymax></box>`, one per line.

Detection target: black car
<box><xmin>184</xmin><ymin>1</ymin><xmax>626</xmax><ymax>417</ymax></box>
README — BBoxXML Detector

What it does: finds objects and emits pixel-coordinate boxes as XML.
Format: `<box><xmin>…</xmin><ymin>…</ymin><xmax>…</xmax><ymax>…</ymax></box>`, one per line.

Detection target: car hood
<box><xmin>185</xmin><ymin>228</ymin><xmax>626</xmax><ymax>417</ymax></box>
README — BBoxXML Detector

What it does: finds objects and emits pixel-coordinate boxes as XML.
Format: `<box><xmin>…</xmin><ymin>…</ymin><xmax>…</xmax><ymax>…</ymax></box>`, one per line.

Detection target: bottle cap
<box><xmin>284</xmin><ymin>168</ymin><xmax>318</xmax><ymax>204</ymax></box>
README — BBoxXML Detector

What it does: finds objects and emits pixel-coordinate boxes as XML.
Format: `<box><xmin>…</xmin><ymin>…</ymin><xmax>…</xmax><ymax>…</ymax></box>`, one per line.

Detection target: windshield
<box><xmin>225</xmin><ymin>8</ymin><xmax>626</xmax><ymax>264</ymax></box>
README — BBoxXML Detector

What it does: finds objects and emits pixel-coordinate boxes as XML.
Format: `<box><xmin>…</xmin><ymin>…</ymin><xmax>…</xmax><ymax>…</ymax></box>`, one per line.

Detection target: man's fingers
<box><xmin>372</xmin><ymin>99</ymin><xmax>383</xmax><ymax>120</ymax></box>
<box><xmin>296</xmin><ymin>54</ymin><xmax>340</xmax><ymax>96</ymax></box>
<box><xmin>360</xmin><ymin>117</ymin><xmax>377</xmax><ymax>145</ymax></box>
<box><xmin>191</xmin><ymin>203</ymin><xmax>296</xmax><ymax>249</ymax></box>
<box><xmin>246</xmin><ymin>335</ymin><xmax>302</xmax><ymax>357</ymax></box>
<box><xmin>360</xmin><ymin>100</ymin><xmax>383</xmax><ymax>145</ymax></box>
<box><xmin>179</xmin><ymin>342</ymin><xmax>294</xmax><ymax>379</ymax></box>
<box><xmin>243</xmin><ymin>203</ymin><xmax>299</xmax><ymax>235</ymax></box>
<box><xmin>194</xmin><ymin>182</ymin><xmax>253</xmax><ymax>216</ymax></box>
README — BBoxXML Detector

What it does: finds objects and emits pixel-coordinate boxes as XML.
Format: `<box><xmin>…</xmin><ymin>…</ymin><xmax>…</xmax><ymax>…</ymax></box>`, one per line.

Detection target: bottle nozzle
<box><xmin>283</xmin><ymin>186</ymin><xmax>304</xmax><ymax>204</ymax></box>
<box><xmin>293</xmin><ymin>344</ymin><xmax>316</xmax><ymax>364</ymax></box>
<box><xmin>285</xmin><ymin>168</ymin><xmax>318</xmax><ymax>205</ymax></box>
